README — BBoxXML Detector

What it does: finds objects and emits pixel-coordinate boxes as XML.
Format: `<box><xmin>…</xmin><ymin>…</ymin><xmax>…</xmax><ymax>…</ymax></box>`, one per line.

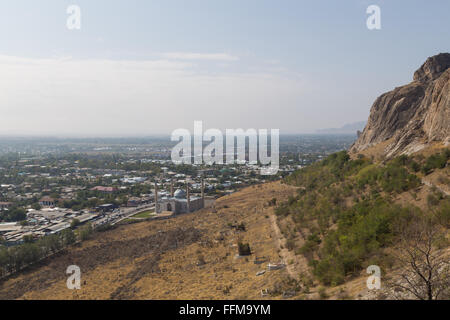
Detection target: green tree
<box><xmin>70</xmin><ymin>218</ymin><xmax>81</xmax><ymax>229</ymax></box>
<box><xmin>60</xmin><ymin>228</ymin><xmax>76</xmax><ymax>246</ymax></box>
<box><xmin>79</xmin><ymin>223</ymin><xmax>93</xmax><ymax>241</ymax></box>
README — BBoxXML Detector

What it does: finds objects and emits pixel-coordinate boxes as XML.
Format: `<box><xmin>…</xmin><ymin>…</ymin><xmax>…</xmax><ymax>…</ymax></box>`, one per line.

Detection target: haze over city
<box><xmin>0</xmin><ymin>0</ymin><xmax>449</xmax><ymax>307</ymax></box>
<box><xmin>0</xmin><ymin>0</ymin><xmax>449</xmax><ymax>137</ymax></box>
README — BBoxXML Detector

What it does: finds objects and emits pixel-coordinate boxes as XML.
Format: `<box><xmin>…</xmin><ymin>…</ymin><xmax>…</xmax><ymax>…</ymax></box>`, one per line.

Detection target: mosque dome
<box><xmin>174</xmin><ymin>189</ymin><xmax>186</xmax><ymax>199</ymax></box>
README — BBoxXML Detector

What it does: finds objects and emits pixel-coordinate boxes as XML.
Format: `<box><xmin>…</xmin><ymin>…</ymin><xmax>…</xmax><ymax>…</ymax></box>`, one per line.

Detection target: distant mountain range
<box><xmin>316</xmin><ymin>121</ymin><xmax>366</xmax><ymax>135</ymax></box>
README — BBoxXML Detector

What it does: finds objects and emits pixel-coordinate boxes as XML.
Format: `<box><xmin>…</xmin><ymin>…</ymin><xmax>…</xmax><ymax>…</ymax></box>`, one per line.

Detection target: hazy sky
<box><xmin>0</xmin><ymin>0</ymin><xmax>449</xmax><ymax>136</ymax></box>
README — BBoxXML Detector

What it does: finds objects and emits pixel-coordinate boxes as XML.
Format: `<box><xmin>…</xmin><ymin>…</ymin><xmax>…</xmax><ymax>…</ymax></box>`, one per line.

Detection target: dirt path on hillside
<box><xmin>268</xmin><ymin>213</ymin><xmax>299</xmax><ymax>280</ymax></box>
<box><xmin>421</xmin><ymin>177</ymin><xmax>450</xmax><ymax>196</ymax></box>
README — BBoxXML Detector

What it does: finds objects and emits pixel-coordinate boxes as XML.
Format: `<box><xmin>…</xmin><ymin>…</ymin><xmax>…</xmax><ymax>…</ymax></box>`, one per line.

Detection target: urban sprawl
<box><xmin>0</xmin><ymin>135</ymin><xmax>355</xmax><ymax>246</ymax></box>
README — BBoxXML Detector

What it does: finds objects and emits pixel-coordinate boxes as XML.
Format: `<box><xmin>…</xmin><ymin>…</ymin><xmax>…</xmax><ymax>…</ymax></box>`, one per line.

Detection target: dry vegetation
<box><xmin>1</xmin><ymin>147</ymin><xmax>448</xmax><ymax>300</ymax></box>
<box><xmin>0</xmin><ymin>182</ymin><xmax>304</xmax><ymax>300</ymax></box>
<box><xmin>276</xmin><ymin>148</ymin><xmax>450</xmax><ymax>300</ymax></box>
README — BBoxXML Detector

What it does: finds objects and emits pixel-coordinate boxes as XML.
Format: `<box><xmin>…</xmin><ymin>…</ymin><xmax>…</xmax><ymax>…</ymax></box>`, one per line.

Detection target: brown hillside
<box><xmin>0</xmin><ymin>182</ymin><xmax>305</xmax><ymax>300</ymax></box>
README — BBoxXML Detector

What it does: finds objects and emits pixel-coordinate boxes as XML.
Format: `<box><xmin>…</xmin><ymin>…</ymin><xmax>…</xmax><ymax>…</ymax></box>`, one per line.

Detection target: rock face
<box><xmin>350</xmin><ymin>53</ymin><xmax>450</xmax><ymax>158</ymax></box>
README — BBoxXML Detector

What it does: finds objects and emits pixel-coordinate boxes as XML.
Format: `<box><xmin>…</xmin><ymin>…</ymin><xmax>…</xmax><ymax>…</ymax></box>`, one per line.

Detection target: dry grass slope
<box><xmin>0</xmin><ymin>182</ymin><xmax>299</xmax><ymax>300</ymax></box>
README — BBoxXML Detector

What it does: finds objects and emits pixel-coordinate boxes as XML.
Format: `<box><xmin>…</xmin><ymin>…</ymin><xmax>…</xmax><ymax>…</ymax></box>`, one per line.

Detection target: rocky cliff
<box><xmin>350</xmin><ymin>53</ymin><xmax>450</xmax><ymax>158</ymax></box>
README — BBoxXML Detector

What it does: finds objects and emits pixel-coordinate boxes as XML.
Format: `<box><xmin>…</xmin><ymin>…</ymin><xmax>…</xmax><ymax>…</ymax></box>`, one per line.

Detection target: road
<box><xmin>92</xmin><ymin>203</ymin><xmax>155</xmax><ymax>227</ymax></box>
<box><xmin>112</xmin><ymin>205</ymin><xmax>155</xmax><ymax>225</ymax></box>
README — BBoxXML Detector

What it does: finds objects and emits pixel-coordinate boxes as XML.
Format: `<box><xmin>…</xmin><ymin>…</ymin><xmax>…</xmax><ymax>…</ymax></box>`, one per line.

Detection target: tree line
<box><xmin>0</xmin><ymin>223</ymin><xmax>93</xmax><ymax>278</ymax></box>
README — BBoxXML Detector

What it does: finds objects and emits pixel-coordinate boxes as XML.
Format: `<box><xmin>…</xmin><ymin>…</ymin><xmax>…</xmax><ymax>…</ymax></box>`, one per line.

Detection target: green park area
<box><xmin>131</xmin><ymin>210</ymin><xmax>155</xmax><ymax>219</ymax></box>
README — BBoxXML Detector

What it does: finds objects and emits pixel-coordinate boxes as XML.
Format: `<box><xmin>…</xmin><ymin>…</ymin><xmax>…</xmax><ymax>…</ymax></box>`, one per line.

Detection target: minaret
<box><xmin>186</xmin><ymin>182</ymin><xmax>190</xmax><ymax>213</ymax></box>
<box><xmin>201</xmin><ymin>177</ymin><xmax>205</xmax><ymax>208</ymax></box>
<box><xmin>170</xmin><ymin>180</ymin><xmax>174</xmax><ymax>197</ymax></box>
<box><xmin>154</xmin><ymin>181</ymin><xmax>158</xmax><ymax>210</ymax></box>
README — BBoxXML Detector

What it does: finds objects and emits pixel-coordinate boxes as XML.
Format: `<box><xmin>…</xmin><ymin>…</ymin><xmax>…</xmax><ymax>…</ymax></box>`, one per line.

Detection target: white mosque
<box><xmin>155</xmin><ymin>180</ymin><xmax>205</xmax><ymax>214</ymax></box>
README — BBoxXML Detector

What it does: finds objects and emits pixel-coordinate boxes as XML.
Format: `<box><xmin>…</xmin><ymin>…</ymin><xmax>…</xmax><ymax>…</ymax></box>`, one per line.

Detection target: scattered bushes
<box><xmin>277</xmin><ymin>150</ymin><xmax>446</xmax><ymax>287</ymax></box>
<box><xmin>197</xmin><ymin>254</ymin><xmax>206</xmax><ymax>266</ymax></box>
<box><xmin>286</xmin><ymin>239</ymin><xmax>296</xmax><ymax>251</ymax></box>
<box><xmin>427</xmin><ymin>194</ymin><xmax>440</xmax><ymax>207</ymax></box>
<box><xmin>436</xmin><ymin>198</ymin><xmax>450</xmax><ymax>227</ymax></box>
<box><xmin>298</xmin><ymin>233</ymin><xmax>321</xmax><ymax>257</ymax></box>
<box><xmin>237</xmin><ymin>241</ymin><xmax>251</xmax><ymax>256</ymax></box>
<box><xmin>228</xmin><ymin>222</ymin><xmax>246</xmax><ymax>231</ymax></box>
<box><xmin>421</xmin><ymin>149</ymin><xmax>449</xmax><ymax>174</ymax></box>
<box><xmin>318</xmin><ymin>286</ymin><xmax>328</xmax><ymax>299</ymax></box>
<box><xmin>378</xmin><ymin>163</ymin><xmax>420</xmax><ymax>193</ymax></box>
<box><xmin>267</xmin><ymin>198</ymin><xmax>277</xmax><ymax>206</ymax></box>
